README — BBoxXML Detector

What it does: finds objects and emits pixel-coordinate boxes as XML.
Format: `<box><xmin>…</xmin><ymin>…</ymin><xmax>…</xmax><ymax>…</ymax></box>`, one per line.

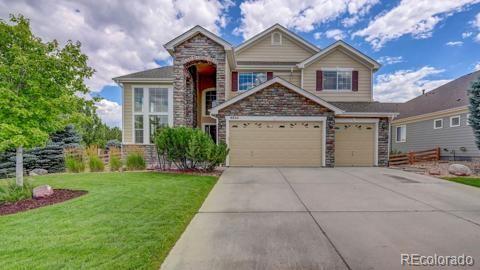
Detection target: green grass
<box><xmin>0</xmin><ymin>172</ymin><xmax>217</xmax><ymax>269</ymax></box>
<box><xmin>443</xmin><ymin>177</ymin><xmax>480</xmax><ymax>188</ymax></box>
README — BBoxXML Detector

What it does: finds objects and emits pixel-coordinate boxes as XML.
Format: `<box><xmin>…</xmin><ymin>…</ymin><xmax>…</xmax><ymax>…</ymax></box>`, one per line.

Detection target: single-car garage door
<box><xmin>335</xmin><ymin>123</ymin><xmax>376</xmax><ymax>166</ymax></box>
<box><xmin>228</xmin><ymin>121</ymin><xmax>323</xmax><ymax>167</ymax></box>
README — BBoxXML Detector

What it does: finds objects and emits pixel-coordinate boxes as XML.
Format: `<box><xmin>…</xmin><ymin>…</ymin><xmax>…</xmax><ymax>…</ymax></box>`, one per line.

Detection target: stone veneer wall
<box><xmin>172</xmin><ymin>33</ymin><xmax>226</xmax><ymax>127</ymax></box>
<box><xmin>122</xmin><ymin>144</ymin><xmax>158</xmax><ymax>168</ymax></box>
<box><xmin>214</xmin><ymin>83</ymin><xmax>336</xmax><ymax>167</ymax></box>
<box><xmin>378</xmin><ymin>117</ymin><xmax>390</xmax><ymax>167</ymax></box>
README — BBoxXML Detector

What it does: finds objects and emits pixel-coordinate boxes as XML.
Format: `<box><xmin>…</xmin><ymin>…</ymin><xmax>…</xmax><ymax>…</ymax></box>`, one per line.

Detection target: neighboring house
<box><xmin>113</xmin><ymin>24</ymin><xmax>399</xmax><ymax>167</ymax></box>
<box><xmin>391</xmin><ymin>70</ymin><xmax>480</xmax><ymax>161</ymax></box>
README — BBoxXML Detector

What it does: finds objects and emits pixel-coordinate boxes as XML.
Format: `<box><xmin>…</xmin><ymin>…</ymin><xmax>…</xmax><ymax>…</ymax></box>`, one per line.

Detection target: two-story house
<box><xmin>113</xmin><ymin>24</ymin><xmax>398</xmax><ymax>167</ymax></box>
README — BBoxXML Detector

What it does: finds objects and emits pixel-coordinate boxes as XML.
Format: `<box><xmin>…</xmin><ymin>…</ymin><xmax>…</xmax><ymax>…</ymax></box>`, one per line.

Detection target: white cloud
<box><xmin>0</xmin><ymin>0</ymin><xmax>231</xmax><ymax>92</ymax></box>
<box><xmin>325</xmin><ymin>29</ymin><xmax>346</xmax><ymax>40</ymax></box>
<box><xmin>445</xmin><ymin>41</ymin><xmax>464</xmax><ymax>46</ymax></box>
<box><xmin>377</xmin><ymin>56</ymin><xmax>403</xmax><ymax>65</ymax></box>
<box><xmin>354</xmin><ymin>0</ymin><xmax>480</xmax><ymax>50</ymax></box>
<box><xmin>95</xmin><ymin>99</ymin><xmax>122</xmax><ymax>128</ymax></box>
<box><xmin>235</xmin><ymin>0</ymin><xmax>379</xmax><ymax>39</ymax></box>
<box><xmin>462</xmin><ymin>32</ymin><xmax>474</xmax><ymax>38</ymax></box>
<box><xmin>313</xmin><ymin>32</ymin><xmax>322</xmax><ymax>40</ymax></box>
<box><xmin>473</xmin><ymin>12</ymin><xmax>480</xmax><ymax>28</ymax></box>
<box><xmin>374</xmin><ymin>66</ymin><xmax>451</xmax><ymax>102</ymax></box>
<box><xmin>475</xmin><ymin>62</ymin><xmax>480</xmax><ymax>71</ymax></box>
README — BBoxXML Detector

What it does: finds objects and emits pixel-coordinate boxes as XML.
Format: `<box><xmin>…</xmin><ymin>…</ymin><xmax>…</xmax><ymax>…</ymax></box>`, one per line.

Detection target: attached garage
<box><xmin>227</xmin><ymin>119</ymin><xmax>325</xmax><ymax>167</ymax></box>
<box><xmin>335</xmin><ymin>120</ymin><xmax>377</xmax><ymax>166</ymax></box>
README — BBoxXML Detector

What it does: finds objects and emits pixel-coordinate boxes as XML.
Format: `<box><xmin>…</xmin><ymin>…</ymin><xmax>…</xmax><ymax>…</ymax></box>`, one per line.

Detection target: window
<box><xmin>203</xmin><ymin>89</ymin><xmax>217</xmax><ymax>116</ymax></box>
<box><xmin>149</xmin><ymin>88</ymin><xmax>168</xmax><ymax>113</ymax></box>
<box><xmin>395</xmin><ymin>125</ymin><xmax>406</xmax><ymax>143</ymax></box>
<box><xmin>323</xmin><ymin>70</ymin><xmax>352</xmax><ymax>91</ymax></box>
<box><xmin>271</xmin><ymin>32</ymin><xmax>282</xmax><ymax>45</ymax></box>
<box><xmin>238</xmin><ymin>72</ymin><xmax>267</xmax><ymax>91</ymax></box>
<box><xmin>149</xmin><ymin>115</ymin><xmax>168</xmax><ymax>143</ymax></box>
<box><xmin>467</xmin><ymin>114</ymin><xmax>471</xmax><ymax>125</ymax></box>
<box><xmin>204</xmin><ymin>124</ymin><xmax>217</xmax><ymax>143</ymax></box>
<box><xmin>134</xmin><ymin>115</ymin><xmax>144</xmax><ymax>144</ymax></box>
<box><xmin>450</xmin><ymin>115</ymin><xmax>460</xmax><ymax>127</ymax></box>
<box><xmin>434</xmin><ymin>119</ymin><xmax>443</xmax><ymax>129</ymax></box>
<box><xmin>133</xmin><ymin>86</ymin><xmax>171</xmax><ymax>144</ymax></box>
<box><xmin>134</xmin><ymin>88</ymin><xmax>144</xmax><ymax>112</ymax></box>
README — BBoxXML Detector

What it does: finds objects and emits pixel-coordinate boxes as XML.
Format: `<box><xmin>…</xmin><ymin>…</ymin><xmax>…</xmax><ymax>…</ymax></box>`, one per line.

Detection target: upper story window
<box><xmin>271</xmin><ymin>32</ymin><xmax>282</xmax><ymax>45</ymax></box>
<box><xmin>239</xmin><ymin>72</ymin><xmax>267</xmax><ymax>91</ymax></box>
<box><xmin>395</xmin><ymin>125</ymin><xmax>406</xmax><ymax>143</ymax></box>
<box><xmin>433</xmin><ymin>119</ymin><xmax>443</xmax><ymax>129</ymax></box>
<box><xmin>133</xmin><ymin>86</ymin><xmax>172</xmax><ymax>144</ymax></box>
<box><xmin>323</xmin><ymin>70</ymin><xmax>352</xmax><ymax>91</ymax></box>
<box><xmin>450</xmin><ymin>115</ymin><xmax>460</xmax><ymax>127</ymax></box>
<box><xmin>203</xmin><ymin>89</ymin><xmax>217</xmax><ymax>116</ymax></box>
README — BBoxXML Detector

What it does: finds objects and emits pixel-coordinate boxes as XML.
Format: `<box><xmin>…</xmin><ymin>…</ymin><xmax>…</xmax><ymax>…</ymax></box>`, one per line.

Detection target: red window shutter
<box><xmin>352</xmin><ymin>70</ymin><xmax>358</xmax><ymax>91</ymax></box>
<box><xmin>316</xmin><ymin>70</ymin><xmax>323</xmax><ymax>91</ymax></box>
<box><xmin>232</xmin><ymin>72</ymin><xmax>238</xmax><ymax>92</ymax></box>
<box><xmin>267</xmin><ymin>72</ymin><xmax>273</xmax><ymax>80</ymax></box>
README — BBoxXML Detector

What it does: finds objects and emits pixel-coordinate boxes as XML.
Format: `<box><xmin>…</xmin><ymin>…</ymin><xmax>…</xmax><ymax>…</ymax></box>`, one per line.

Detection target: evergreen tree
<box><xmin>468</xmin><ymin>76</ymin><xmax>480</xmax><ymax>150</ymax></box>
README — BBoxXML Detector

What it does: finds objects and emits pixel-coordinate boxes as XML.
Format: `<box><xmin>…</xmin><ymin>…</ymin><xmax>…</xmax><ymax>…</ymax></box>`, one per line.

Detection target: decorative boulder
<box><xmin>33</xmin><ymin>185</ymin><xmax>54</xmax><ymax>199</ymax></box>
<box><xmin>30</xmin><ymin>168</ymin><xmax>48</xmax><ymax>176</ymax></box>
<box><xmin>428</xmin><ymin>167</ymin><xmax>441</xmax><ymax>175</ymax></box>
<box><xmin>448</xmin><ymin>164</ymin><xmax>472</xmax><ymax>176</ymax></box>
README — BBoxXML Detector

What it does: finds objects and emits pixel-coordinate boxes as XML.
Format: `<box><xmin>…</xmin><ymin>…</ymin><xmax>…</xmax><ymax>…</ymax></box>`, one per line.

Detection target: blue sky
<box><xmin>1</xmin><ymin>0</ymin><xmax>480</xmax><ymax>126</ymax></box>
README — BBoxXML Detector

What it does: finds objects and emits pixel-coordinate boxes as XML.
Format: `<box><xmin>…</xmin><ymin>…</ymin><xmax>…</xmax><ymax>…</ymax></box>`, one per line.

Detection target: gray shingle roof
<box><xmin>113</xmin><ymin>66</ymin><xmax>173</xmax><ymax>80</ymax></box>
<box><xmin>330</xmin><ymin>102</ymin><xmax>401</xmax><ymax>113</ymax></box>
<box><xmin>395</xmin><ymin>70</ymin><xmax>480</xmax><ymax>119</ymax></box>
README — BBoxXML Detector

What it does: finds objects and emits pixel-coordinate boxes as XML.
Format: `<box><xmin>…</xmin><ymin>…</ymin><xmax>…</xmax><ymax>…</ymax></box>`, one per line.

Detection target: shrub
<box><xmin>65</xmin><ymin>156</ymin><xmax>86</xmax><ymax>173</ymax></box>
<box><xmin>126</xmin><ymin>153</ymin><xmax>146</xmax><ymax>171</ymax></box>
<box><xmin>106</xmin><ymin>139</ymin><xmax>121</xmax><ymax>149</ymax></box>
<box><xmin>89</xmin><ymin>156</ymin><xmax>105</xmax><ymax>172</ymax></box>
<box><xmin>0</xmin><ymin>181</ymin><xmax>33</xmax><ymax>204</ymax></box>
<box><xmin>110</xmin><ymin>156</ymin><xmax>122</xmax><ymax>171</ymax></box>
<box><xmin>155</xmin><ymin>127</ymin><xmax>228</xmax><ymax>171</ymax></box>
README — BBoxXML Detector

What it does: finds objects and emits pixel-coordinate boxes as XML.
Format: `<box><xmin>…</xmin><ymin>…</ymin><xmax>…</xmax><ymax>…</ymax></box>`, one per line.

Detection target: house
<box><xmin>113</xmin><ymin>24</ymin><xmax>399</xmax><ymax>167</ymax></box>
<box><xmin>391</xmin><ymin>70</ymin><xmax>480</xmax><ymax>161</ymax></box>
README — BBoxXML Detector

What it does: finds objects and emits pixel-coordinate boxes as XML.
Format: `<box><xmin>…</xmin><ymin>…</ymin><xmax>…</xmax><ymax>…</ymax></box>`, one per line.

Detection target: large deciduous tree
<box><xmin>469</xmin><ymin>76</ymin><xmax>480</xmax><ymax>150</ymax></box>
<box><xmin>0</xmin><ymin>15</ymin><xmax>94</xmax><ymax>186</ymax></box>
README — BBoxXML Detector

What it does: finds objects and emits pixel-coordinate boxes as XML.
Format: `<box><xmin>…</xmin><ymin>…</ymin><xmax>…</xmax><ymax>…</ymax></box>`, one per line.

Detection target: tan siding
<box><xmin>226</xmin><ymin>69</ymin><xmax>301</xmax><ymax>98</ymax></box>
<box><xmin>225</xmin><ymin>61</ymin><xmax>231</xmax><ymax>99</ymax></box>
<box><xmin>236</xmin><ymin>32</ymin><xmax>314</xmax><ymax>62</ymax></box>
<box><xmin>123</xmin><ymin>84</ymin><xmax>133</xmax><ymax>143</ymax></box>
<box><xmin>303</xmin><ymin>48</ymin><xmax>373</xmax><ymax>102</ymax></box>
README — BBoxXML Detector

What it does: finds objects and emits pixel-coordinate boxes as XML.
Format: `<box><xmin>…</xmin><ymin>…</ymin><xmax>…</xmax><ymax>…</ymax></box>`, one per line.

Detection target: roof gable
<box><xmin>210</xmin><ymin>77</ymin><xmax>343</xmax><ymax>114</ymax></box>
<box><xmin>164</xmin><ymin>25</ymin><xmax>232</xmax><ymax>53</ymax></box>
<box><xmin>235</xmin><ymin>24</ymin><xmax>320</xmax><ymax>54</ymax></box>
<box><xmin>298</xmin><ymin>40</ymin><xmax>380</xmax><ymax>70</ymax></box>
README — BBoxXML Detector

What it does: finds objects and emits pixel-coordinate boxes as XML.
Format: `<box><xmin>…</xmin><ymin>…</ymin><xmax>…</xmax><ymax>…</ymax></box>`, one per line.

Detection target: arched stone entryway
<box><xmin>172</xmin><ymin>33</ymin><xmax>226</xmax><ymax>127</ymax></box>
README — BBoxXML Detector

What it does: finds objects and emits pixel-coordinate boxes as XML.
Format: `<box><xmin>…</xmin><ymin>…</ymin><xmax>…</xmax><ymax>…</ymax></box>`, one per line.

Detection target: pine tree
<box><xmin>468</xmin><ymin>76</ymin><xmax>480</xmax><ymax>150</ymax></box>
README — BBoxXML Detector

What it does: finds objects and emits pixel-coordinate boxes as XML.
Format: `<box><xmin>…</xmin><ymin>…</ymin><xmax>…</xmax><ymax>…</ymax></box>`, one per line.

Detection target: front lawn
<box><xmin>0</xmin><ymin>172</ymin><xmax>216</xmax><ymax>269</ymax></box>
<box><xmin>443</xmin><ymin>177</ymin><xmax>480</xmax><ymax>188</ymax></box>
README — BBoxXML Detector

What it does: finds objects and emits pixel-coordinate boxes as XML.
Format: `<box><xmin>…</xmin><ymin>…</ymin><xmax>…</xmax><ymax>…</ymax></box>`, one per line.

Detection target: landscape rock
<box><xmin>428</xmin><ymin>167</ymin><xmax>441</xmax><ymax>175</ymax></box>
<box><xmin>448</xmin><ymin>164</ymin><xmax>472</xmax><ymax>176</ymax></box>
<box><xmin>30</xmin><ymin>168</ymin><xmax>48</xmax><ymax>176</ymax></box>
<box><xmin>33</xmin><ymin>185</ymin><xmax>54</xmax><ymax>199</ymax></box>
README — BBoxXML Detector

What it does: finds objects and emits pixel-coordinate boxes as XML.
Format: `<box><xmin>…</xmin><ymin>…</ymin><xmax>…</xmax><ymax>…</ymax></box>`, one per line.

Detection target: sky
<box><xmin>1</xmin><ymin>0</ymin><xmax>480</xmax><ymax>127</ymax></box>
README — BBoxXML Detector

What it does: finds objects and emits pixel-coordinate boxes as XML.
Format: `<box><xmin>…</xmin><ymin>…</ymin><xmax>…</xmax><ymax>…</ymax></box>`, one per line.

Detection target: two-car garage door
<box><xmin>228</xmin><ymin>121</ymin><xmax>323</xmax><ymax>167</ymax></box>
<box><xmin>227</xmin><ymin>120</ymin><xmax>376</xmax><ymax>167</ymax></box>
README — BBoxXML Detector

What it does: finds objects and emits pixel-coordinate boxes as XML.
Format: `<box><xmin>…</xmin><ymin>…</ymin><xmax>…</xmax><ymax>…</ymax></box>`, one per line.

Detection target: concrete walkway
<box><xmin>161</xmin><ymin>167</ymin><xmax>480</xmax><ymax>270</ymax></box>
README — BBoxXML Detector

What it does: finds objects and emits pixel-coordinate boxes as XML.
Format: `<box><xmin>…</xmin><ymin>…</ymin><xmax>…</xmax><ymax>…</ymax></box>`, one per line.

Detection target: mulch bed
<box><xmin>153</xmin><ymin>168</ymin><xmax>224</xmax><ymax>177</ymax></box>
<box><xmin>0</xmin><ymin>189</ymin><xmax>87</xmax><ymax>216</ymax></box>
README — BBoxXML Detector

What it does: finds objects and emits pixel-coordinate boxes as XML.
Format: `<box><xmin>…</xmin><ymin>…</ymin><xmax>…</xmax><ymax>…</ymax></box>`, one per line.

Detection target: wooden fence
<box><xmin>64</xmin><ymin>146</ymin><xmax>121</xmax><ymax>165</ymax></box>
<box><xmin>389</xmin><ymin>147</ymin><xmax>440</xmax><ymax>166</ymax></box>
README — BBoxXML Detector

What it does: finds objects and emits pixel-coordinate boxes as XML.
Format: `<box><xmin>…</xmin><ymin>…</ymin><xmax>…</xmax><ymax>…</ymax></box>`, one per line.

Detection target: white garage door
<box><xmin>335</xmin><ymin>123</ymin><xmax>376</xmax><ymax>166</ymax></box>
<box><xmin>228</xmin><ymin>121</ymin><xmax>323</xmax><ymax>167</ymax></box>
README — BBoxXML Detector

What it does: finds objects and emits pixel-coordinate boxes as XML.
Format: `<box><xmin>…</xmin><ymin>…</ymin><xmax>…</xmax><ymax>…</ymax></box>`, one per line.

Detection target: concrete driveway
<box><xmin>161</xmin><ymin>167</ymin><xmax>480</xmax><ymax>270</ymax></box>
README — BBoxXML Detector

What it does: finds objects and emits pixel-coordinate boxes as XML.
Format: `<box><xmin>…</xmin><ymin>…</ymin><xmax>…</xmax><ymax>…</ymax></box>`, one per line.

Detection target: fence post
<box><xmin>436</xmin><ymin>147</ymin><xmax>440</xmax><ymax>161</ymax></box>
<box><xmin>408</xmin><ymin>152</ymin><xmax>415</xmax><ymax>165</ymax></box>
